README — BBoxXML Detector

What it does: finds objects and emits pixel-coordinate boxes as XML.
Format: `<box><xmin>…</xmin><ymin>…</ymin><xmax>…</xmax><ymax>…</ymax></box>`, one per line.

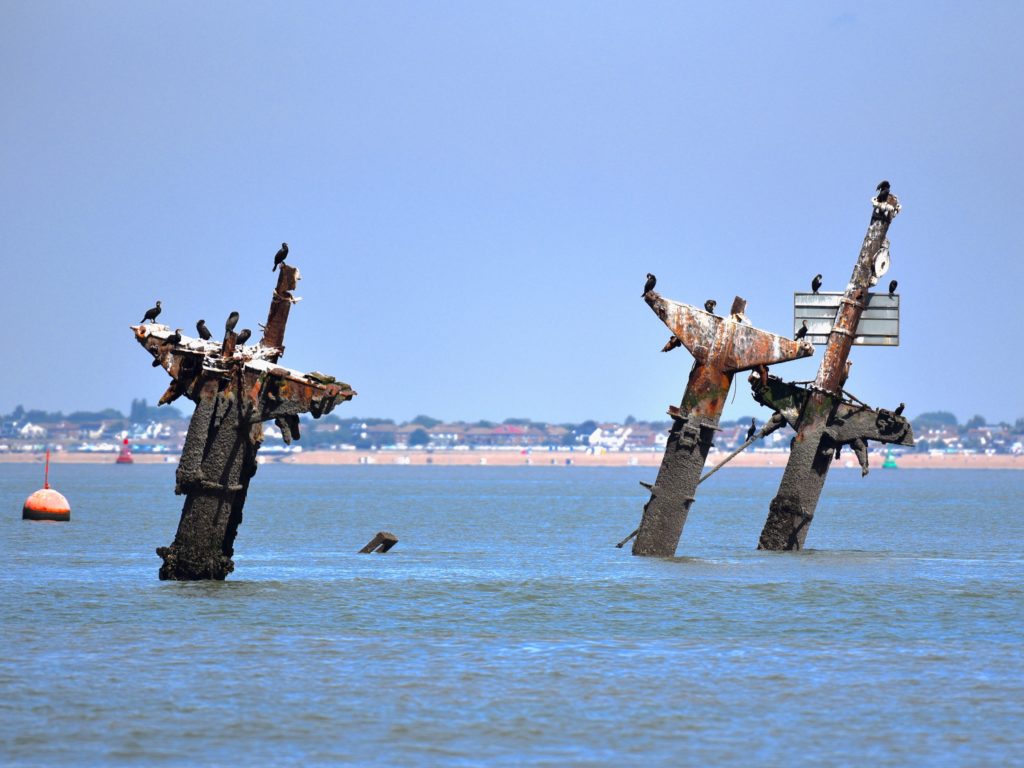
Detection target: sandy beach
<box><xmin>3</xmin><ymin>449</ymin><xmax>1021</xmax><ymax>470</ymax></box>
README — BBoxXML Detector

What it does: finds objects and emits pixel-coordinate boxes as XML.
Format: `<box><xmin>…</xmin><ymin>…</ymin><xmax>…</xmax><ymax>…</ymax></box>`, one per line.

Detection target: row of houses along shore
<box><xmin>2</xmin><ymin>402</ymin><xmax>1023</xmax><ymax>456</ymax></box>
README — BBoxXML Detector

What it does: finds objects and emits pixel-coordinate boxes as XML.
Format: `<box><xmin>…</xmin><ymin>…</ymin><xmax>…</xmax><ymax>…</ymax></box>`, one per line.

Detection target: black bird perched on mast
<box><xmin>811</xmin><ymin>274</ymin><xmax>822</xmax><ymax>294</ymax></box>
<box><xmin>140</xmin><ymin>300</ymin><xmax>162</xmax><ymax>324</ymax></box>
<box><xmin>662</xmin><ymin>335</ymin><xmax>682</xmax><ymax>352</ymax></box>
<box><xmin>889</xmin><ymin>279</ymin><xmax>898</xmax><ymax>296</ymax></box>
<box><xmin>225</xmin><ymin>311</ymin><xmax>240</xmax><ymax>335</ymax></box>
<box><xmin>196</xmin><ymin>319</ymin><xmax>212</xmax><ymax>341</ymax></box>
<box><xmin>236</xmin><ymin>328</ymin><xmax>251</xmax><ymax>345</ymax></box>
<box><xmin>642</xmin><ymin>273</ymin><xmax>656</xmax><ymax>296</ymax></box>
<box><xmin>795</xmin><ymin>320</ymin><xmax>808</xmax><ymax>340</ymax></box>
<box><xmin>746</xmin><ymin>418</ymin><xmax>757</xmax><ymax>442</ymax></box>
<box><xmin>876</xmin><ymin>180</ymin><xmax>890</xmax><ymax>203</ymax></box>
<box><xmin>272</xmin><ymin>242</ymin><xmax>289</xmax><ymax>271</ymax></box>
<box><xmin>704</xmin><ymin>299</ymin><xmax>717</xmax><ymax>314</ymax></box>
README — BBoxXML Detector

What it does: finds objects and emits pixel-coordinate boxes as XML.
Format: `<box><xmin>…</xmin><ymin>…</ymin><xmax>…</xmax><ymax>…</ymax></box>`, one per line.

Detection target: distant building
<box><xmin>589</xmin><ymin>426</ymin><xmax>632</xmax><ymax>451</ymax></box>
<box><xmin>18</xmin><ymin>422</ymin><xmax>46</xmax><ymax>439</ymax></box>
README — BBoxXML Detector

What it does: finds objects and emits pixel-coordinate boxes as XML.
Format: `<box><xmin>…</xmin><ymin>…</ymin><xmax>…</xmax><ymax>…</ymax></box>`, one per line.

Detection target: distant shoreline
<box><xmin>1</xmin><ymin>449</ymin><xmax>1021</xmax><ymax>470</ymax></box>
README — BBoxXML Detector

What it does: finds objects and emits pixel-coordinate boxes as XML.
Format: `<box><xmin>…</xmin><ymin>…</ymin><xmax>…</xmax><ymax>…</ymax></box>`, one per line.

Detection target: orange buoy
<box><xmin>23</xmin><ymin>450</ymin><xmax>70</xmax><ymax>522</ymax></box>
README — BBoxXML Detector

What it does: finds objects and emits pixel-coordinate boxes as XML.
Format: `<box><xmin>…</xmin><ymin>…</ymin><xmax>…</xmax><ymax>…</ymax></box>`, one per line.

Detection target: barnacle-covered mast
<box><xmin>132</xmin><ymin>261</ymin><xmax>355</xmax><ymax>580</ymax></box>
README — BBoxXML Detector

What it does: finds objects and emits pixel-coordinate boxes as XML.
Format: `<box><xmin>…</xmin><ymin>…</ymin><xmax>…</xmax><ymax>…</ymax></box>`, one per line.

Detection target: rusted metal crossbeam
<box><xmin>631</xmin><ymin>294</ymin><xmax>813</xmax><ymax>557</ymax></box>
<box><xmin>133</xmin><ymin>262</ymin><xmax>355</xmax><ymax>580</ymax></box>
<box><xmin>754</xmin><ymin>184</ymin><xmax>914</xmax><ymax>550</ymax></box>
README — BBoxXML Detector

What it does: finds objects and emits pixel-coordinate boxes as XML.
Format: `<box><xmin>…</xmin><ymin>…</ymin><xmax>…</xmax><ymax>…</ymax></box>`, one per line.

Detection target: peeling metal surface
<box><xmin>133</xmin><ymin>262</ymin><xmax>354</xmax><ymax>580</ymax></box>
<box><xmin>650</xmin><ymin>294</ymin><xmax>814</xmax><ymax>373</ymax></box>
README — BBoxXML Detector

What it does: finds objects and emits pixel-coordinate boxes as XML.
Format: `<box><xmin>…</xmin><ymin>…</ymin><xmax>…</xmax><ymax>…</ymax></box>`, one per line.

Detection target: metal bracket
<box><xmin>678</xmin><ymin>421</ymin><xmax>702</xmax><ymax>450</ymax></box>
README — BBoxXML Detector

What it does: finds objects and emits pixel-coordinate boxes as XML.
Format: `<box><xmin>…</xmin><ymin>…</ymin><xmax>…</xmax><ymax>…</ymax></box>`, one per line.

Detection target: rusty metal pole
<box><xmin>755</xmin><ymin>184</ymin><xmax>913</xmax><ymax>550</ymax></box>
<box><xmin>133</xmin><ymin>262</ymin><xmax>355</xmax><ymax>580</ymax></box>
<box><xmin>631</xmin><ymin>294</ymin><xmax>813</xmax><ymax>557</ymax></box>
<box><xmin>261</xmin><ymin>264</ymin><xmax>298</xmax><ymax>359</ymax></box>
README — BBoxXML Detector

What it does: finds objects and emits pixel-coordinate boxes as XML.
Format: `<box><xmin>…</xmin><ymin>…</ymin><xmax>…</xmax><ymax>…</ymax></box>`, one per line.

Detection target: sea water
<box><xmin>1</xmin><ymin>464</ymin><xmax>1022</xmax><ymax>766</ymax></box>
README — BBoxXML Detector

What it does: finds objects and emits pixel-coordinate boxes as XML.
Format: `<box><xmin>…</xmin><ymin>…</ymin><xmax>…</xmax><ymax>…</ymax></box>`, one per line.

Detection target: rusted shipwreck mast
<box><xmin>132</xmin><ymin>262</ymin><xmax>355</xmax><ymax>580</ymax></box>
<box><xmin>630</xmin><ymin>294</ymin><xmax>813</xmax><ymax>557</ymax></box>
<box><xmin>753</xmin><ymin>184</ymin><xmax>913</xmax><ymax>550</ymax></box>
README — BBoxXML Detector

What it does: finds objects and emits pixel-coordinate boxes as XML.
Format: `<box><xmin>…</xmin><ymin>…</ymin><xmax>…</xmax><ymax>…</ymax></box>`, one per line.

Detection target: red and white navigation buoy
<box><xmin>23</xmin><ymin>449</ymin><xmax>71</xmax><ymax>522</ymax></box>
<box><xmin>116</xmin><ymin>437</ymin><xmax>134</xmax><ymax>464</ymax></box>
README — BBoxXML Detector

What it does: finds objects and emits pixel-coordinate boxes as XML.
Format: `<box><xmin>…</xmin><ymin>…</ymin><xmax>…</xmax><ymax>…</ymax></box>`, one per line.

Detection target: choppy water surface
<box><xmin>2</xmin><ymin>464</ymin><xmax>1022</xmax><ymax>766</ymax></box>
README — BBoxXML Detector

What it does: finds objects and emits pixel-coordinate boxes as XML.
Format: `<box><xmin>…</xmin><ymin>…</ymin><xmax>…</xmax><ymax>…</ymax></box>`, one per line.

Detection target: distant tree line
<box><xmin>2</xmin><ymin>404</ymin><xmax>1022</xmax><ymax>437</ymax></box>
<box><xmin>2</xmin><ymin>399</ymin><xmax>183</xmax><ymax>425</ymax></box>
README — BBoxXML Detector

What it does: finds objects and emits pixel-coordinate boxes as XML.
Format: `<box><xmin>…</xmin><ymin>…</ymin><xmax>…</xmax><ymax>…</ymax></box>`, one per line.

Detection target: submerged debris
<box><xmin>359</xmin><ymin>531</ymin><xmax>399</xmax><ymax>554</ymax></box>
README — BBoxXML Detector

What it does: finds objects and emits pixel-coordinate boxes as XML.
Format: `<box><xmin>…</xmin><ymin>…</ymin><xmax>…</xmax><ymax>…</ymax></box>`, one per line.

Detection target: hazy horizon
<box><xmin>1</xmin><ymin>400</ymin><xmax>1015</xmax><ymax>429</ymax></box>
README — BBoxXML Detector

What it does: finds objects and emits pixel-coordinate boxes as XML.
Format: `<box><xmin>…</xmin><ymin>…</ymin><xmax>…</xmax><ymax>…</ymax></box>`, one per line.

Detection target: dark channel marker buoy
<box><xmin>23</xmin><ymin>450</ymin><xmax>71</xmax><ymax>522</ymax></box>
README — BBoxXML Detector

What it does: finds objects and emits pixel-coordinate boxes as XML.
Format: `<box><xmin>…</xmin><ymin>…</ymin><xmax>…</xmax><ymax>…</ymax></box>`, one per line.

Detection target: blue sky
<box><xmin>1</xmin><ymin>2</ymin><xmax>1022</xmax><ymax>424</ymax></box>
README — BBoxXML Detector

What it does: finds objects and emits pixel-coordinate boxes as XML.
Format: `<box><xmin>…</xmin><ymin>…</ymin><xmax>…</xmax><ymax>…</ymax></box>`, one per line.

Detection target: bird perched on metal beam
<box><xmin>272</xmin><ymin>242</ymin><xmax>289</xmax><ymax>271</ymax></box>
<box><xmin>141</xmin><ymin>301</ymin><xmax>162</xmax><ymax>324</ymax></box>
<box><xmin>662</xmin><ymin>335</ymin><xmax>682</xmax><ymax>352</ymax></box>
<box><xmin>746</xmin><ymin>418</ymin><xmax>756</xmax><ymax>442</ymax></box>
<box><xmin>704</xmin><ymin>299</ymin><xmax>717</xmax><ymax>314</ymax></box>
<box><xmin>196</xmin><ymin>319</ymin><xmax>212</xmax><ymax>340</ymax></box>
<box><xmin>236</xmin><ymin>328</ymin><xmax>251</xmax><ymax>345</ymax></box>
<box><xmin>811</xmin><ymin>274</ymin><xmax>822</xmax><ymax>294</ymax></box>
<box><xmin>889</xmin><ymin>279</ymin><xmax>898</xmax><ymax>296</ymax></box>
<box><xmin>642</xmin><ymin>273</ymin><xmax>656</xmax><ymax>296</ymax></box>
<box><xmin>795</xmin><ymin>320</ymin><xmax>808</xmax><ymax>340</ymax></box>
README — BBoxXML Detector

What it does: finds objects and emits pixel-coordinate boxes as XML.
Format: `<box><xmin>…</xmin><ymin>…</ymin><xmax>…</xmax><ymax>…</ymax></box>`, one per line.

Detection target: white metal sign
<box><xmin>794</xmin><ymin>292</ymin><xmax>899</xmax><ymax>346</ymax></box>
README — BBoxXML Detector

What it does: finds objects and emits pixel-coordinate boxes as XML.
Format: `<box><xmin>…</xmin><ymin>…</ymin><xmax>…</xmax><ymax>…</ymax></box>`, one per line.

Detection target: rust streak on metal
<box><xmin>650</xmin><ymin>294</ymin><xmax>813</xmax><ymax>374</ymax></box>
<box><xmin>261</xmin><ymin>264</ymin><xmax>298</xmax><ymax>361</ymax></box>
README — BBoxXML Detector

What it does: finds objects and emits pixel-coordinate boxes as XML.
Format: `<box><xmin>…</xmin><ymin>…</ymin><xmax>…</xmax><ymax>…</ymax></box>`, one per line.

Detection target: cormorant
<box><xmin>272</xmin><ymin>242</ymin><xmax>289</xmax><ymax>271</ymax></box>
<box><xmin>876</xmin><ymin>180</ymin><xmax>890</xmax><ymax>202</ymax></box>
<box><xmin>795</xmin><ymin>320</ymin><xmax>808</xmax><ymax>340</ymax></box>
<box><xmin>661</xmin><ymin>335</ymin><xmax>682</xmax><ymax>352</ymax></box>
<box><xmin>894</xmin><ymin>402</ymin><xmax>905</xmax><ymax>417</ymax></box>
<box><xmin>225</xmin><ymin>311</ymin><xmax>240</xmax><ymax>334</ymax></box>
<box><xmin>642</xmin><ymin>273</ymin><xmax>656</xmax><ymax>296</ymax></box>
<box><xmin>165</xmin><ymin>328</ymin><xmax>182</xmax><ymax>346</ymax></box>
<box><xmin>236</xmin><ymin>328</ymin><xmax>251</xmax><ymax>345</ymax></box>
<box><xmin>811</xmin><ymin>274</ymin><xmax>823</xmax><ymax>294</ymax></box>
<box><xmin>746</xmin><ymin>418</ymin><xmax>756</xmax><ymax>442</ymax></box>
<box><xmin>196</xmin><ymin>319</ymin><xmax>212</xmax><ymax>341</ymax></box>
<box><xmin>889</xmin><ymin>279</ymin><xmax>898</xmax><ymax>296</ymax></box>
<box><xmin>704</xmin><ymin>299</ymin><xmax>717</xmax><ymax>314</ymax></box>
<box><xmin>141</xmin><ymin>300</ymin><xmax>162</xmax><ymax>324</ymax></box>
